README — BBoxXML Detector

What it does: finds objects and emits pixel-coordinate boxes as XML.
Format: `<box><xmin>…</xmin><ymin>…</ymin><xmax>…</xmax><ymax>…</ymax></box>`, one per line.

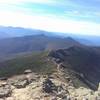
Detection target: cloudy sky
<box><xmin>0</xmin><ymin>0</ymin><xmax>100</xmax><ymax>36</ymax></box>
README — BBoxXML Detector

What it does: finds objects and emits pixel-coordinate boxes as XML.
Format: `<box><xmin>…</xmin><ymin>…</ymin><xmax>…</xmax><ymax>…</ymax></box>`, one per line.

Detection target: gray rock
<box><xmin>0</xmin><ymin>77</ymin><xmax>7</xmax><ymax>81</ymax></box>
<box><xmin>42</xmin><ymin>78</ymin><xmax>57</xmax><ymax>93</ymax></box>
<box><xmin>57</xmin><ymin>92</ymin><xmax>67</xmax><ymax>99</ymax></box>
<box><xmin>67</xmin><ymin>95</ymin><xmax>71</xmax><ymax>100</ymax></box>
<box><xmin>24</xmin><ymin>69</ymin><xmax>32</xmax><ymax>74</ymax></box>
<box><xmin>51</xmin><ymin>96</ymin><xmax>57</xmax><ymax>100</ymax></box>
<box><xmin>7</xmin><ymin>75</ymin><xmax>31</xmax><ymax>89</ymax></box>
<box><xmin>13</xmin><ymin>78</ymin><xmax>29</xmax><ymax>89</ymax></box>
<box><xmin>0</xmin><ymin>84</ymin><xmax>12</xmax><ymax>98</ymax></box>
<box><xmin>26</xmin><ymin>73</ymin><xmax>39</xmax><ymax>83</ymax></box>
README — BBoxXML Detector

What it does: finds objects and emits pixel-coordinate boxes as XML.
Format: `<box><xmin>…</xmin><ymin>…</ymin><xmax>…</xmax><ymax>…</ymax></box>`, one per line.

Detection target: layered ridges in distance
<box><xmin>0</xmin><ymin>35</ymin><xmax>81</xmax><ymax>61</ymax></box>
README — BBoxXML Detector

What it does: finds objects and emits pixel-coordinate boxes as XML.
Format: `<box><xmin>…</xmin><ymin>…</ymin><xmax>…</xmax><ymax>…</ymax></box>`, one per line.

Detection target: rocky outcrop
<box><xmin>0</xmin><ymin>72</ymin><xmax>100</xmax><ymax>99</ymax></box>
<box><xmin>42</xmin><ymin>78</ymin><xmax>70</xmax><ymax>100</ymax></box>
<box><xmin>12</xmin><ymin>78</ymin><xmax>29</xmax><ymax>89</ymax></box>
<box><xmin>7</xmin><ymin>73</ymin><xmax>40</xmax><ymax>89</ymax></box>
<box><xmin>0</xmin><ymin>65</ymin><xmax>100</xmax><ymax>99</ymax></box>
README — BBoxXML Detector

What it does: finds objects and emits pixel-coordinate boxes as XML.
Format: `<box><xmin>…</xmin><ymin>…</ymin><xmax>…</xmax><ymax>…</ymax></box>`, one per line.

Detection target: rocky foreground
<box><xmin>0</xmin><ymin>67</ymin><xmax>100</xmax><ymax>100</ymax></box>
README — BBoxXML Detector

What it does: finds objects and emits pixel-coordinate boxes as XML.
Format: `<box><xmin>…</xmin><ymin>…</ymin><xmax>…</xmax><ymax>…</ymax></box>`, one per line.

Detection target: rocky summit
<box><xmin>0</xmin><ymin>66</ymin><xmax>99</xmax><ymax>100</ymax></box>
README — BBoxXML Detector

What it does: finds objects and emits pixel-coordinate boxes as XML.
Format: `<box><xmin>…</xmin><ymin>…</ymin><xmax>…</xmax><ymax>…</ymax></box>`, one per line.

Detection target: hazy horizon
<box><xmin>0</xmin><ymin>0</ymin><xmax>100</xmax><ymax>36</ymax></box>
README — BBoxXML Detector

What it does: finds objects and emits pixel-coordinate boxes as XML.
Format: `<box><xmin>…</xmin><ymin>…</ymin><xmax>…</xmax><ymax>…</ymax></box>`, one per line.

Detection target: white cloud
<box><xmin>0</xmin><ymin>0</ymin><xmax>55</xmax><ymax>5</ymax></box>
<box><xmin>0</xmin><ymin>10</ymin><xmax>100</xmax><ymax>36</ymax></box>
<box><xmin>0</xmin><ymin>0</ymin><xmax>19</xmax><ymax>5</ymax></box>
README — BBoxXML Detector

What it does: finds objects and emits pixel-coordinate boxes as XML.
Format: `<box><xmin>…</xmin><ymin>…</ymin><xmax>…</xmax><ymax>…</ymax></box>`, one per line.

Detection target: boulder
<box><xmin>24</xmin><ymin>69</ymin><xmax>32</xmax><ymax>74</ymax></box>
<box><xmin>42</xmin><ymin>78</ymin><xmax>57</xmax><ymax>93</ymax></box>
<box><xmin>51</xmin><ymin>96</ymin><xmax>57</xmax><ymax>100</ymax></box>
<box><xmin>8</xmin><ymin>75</ymin><xmax>31</xmax><ymax>89</ymax></box>
<box><xmin>0</xmin><ymin>77</ymin><xmax>7</xmax><ymax>81</ymax></box>
<box><xmin>13</xmin><ymin>78</ymin><xmax>29</xmax><ymax>89</ymax></box>
<box><xmin>56</xmin><ymin>85</ymin><xmax>69</xmax><ymax>99</ymax></box>
<box><xmin>26</xmin><ymin>73</ymin><xmax>40</xmax><ymax>83</ymax></box>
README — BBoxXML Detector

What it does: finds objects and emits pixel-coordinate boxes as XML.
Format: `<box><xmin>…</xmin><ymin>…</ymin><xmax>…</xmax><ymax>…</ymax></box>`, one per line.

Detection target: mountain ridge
<box><xmin>49</xmin><ymin>46</ymin><xmax>100</xmax><ymax>90</ymax></box>
<box><xmin>0</xmin><ymin>34</ymin><xmax>81</xmax><ymax>61</ymax></box>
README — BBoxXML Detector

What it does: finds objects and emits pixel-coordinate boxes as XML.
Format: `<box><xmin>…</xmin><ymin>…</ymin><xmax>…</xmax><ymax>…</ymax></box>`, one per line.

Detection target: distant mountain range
<box><xmin>0</xmin><ymin>26</ymin><xmax>100</xmax><ymax>46</ymax></box>
<box><xmin>0</xmin><ymin>26</ymin><xmax>50</xmax><ymax>38</ymax></box>
<box><xmin>0</xmin><ymin>26</ymin><xmax>100</xmax><ymax>61</ymax></box>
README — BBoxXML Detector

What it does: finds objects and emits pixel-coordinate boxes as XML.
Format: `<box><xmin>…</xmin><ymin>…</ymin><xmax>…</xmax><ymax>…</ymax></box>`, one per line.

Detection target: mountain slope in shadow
<box><xmin>49</xmin><ymin>46</ymin><xmax>100</xmax><ymax>90</ymax></box>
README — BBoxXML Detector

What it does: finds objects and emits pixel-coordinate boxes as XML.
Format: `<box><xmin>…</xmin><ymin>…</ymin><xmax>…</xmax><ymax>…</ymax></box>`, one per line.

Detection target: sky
<box><xmin>0</xmin><ymin>0</ymin><xmax>100</xmax><ymax>36</ymax></box>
